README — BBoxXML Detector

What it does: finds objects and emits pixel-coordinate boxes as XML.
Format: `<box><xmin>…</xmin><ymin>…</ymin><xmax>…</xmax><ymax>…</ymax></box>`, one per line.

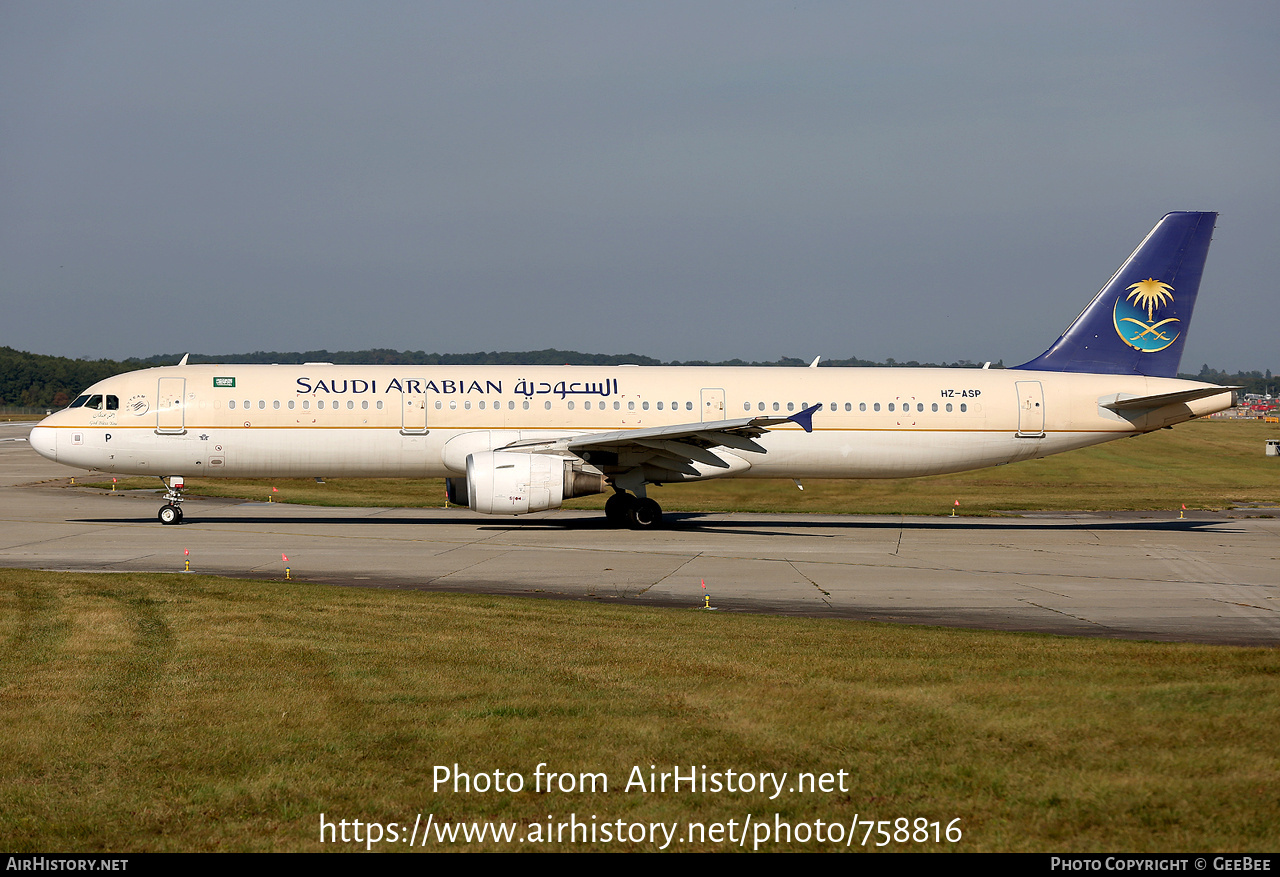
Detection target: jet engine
<box><xmin>465</xmin><ymin>451</ymin><xmax>605</xmax><ymax>515</ymax></box>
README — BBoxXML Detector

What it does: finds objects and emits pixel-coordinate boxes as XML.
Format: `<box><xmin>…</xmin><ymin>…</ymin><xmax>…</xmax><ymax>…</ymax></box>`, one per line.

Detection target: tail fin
<box><xmin>1014</xmin><ymin>212</ymin><xmax>1216</xmax><ymax>377</ymax></box>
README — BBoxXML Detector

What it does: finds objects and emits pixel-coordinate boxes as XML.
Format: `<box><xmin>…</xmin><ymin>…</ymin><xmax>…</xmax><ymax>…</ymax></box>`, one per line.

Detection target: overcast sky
<box><xmin>2</xmin><ymin>1</ymin><xmax>1276</xmax><ymax>372</ymax></box>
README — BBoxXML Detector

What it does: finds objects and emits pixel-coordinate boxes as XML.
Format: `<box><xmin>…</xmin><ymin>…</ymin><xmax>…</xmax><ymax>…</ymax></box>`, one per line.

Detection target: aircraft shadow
<box><xmin>68</xmin><ymin>511</ymin><xmax>1238</xmax><ymax>535</ymax></box>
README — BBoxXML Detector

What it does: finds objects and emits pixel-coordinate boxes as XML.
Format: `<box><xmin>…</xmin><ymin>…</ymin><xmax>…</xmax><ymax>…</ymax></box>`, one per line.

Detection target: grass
<box><xmin>84</xmin><ymin>420</ymin><xmax>1280</xmax><ymax>515</ymax></box>
<box><xmin>1</xmin><ymin>568</ymin><xmax>1277</xmax><ymax>852</ymax></box>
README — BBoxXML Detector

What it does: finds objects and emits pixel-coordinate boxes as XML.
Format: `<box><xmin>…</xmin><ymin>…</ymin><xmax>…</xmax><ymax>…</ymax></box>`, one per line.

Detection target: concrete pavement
<box><xmin>2</xmin><ymin>422</ymin><xmax>1275</xmax><ymax>645</ymax></box>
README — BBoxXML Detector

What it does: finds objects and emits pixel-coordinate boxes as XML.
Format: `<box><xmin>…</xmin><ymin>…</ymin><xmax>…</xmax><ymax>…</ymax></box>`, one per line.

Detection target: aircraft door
<box><xmin>156</xmin><ymin>378</ymin><xmax>186</xmax><ymax>434</ymax></box>
<box><xmin>1015</xmin><ymin>381</ymin><xmax>1045</xmax><ymax>437</ymax></box>
<box><xmin>700</xmin><ymin>388</ymin><xmax>725</xmax><ymax>423</ymax></box>
<box><xmin>401</xmin><ymin>391</ymin><xmax>428</xmax><ymax>434</ymax></box>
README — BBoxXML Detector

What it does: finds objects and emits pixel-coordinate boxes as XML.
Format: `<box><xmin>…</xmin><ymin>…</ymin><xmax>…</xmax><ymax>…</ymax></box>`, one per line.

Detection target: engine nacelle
<box><xmin>466</xmin><ymin>451</ymin><xmax>605</xmax><ymax>515</ymax></box>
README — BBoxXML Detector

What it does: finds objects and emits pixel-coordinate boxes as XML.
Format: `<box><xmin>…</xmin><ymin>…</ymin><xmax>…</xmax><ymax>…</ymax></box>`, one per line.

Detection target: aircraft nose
<box><xmin>28</xmin><ymin>426</ymin><xmax>56</xmax><ymax>462</ymax></box>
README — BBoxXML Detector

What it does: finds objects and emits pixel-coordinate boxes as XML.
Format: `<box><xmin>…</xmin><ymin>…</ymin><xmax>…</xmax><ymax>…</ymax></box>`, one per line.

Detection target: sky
<box><xmin>2</xmin><ymin>1</ymin><xmax>1277</xmax><ymax>372</ymax></box>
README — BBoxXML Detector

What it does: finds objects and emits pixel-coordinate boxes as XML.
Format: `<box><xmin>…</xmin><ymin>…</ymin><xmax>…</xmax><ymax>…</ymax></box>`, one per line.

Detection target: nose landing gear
<box><xmin>158</xmin><ymin>476</ymin><xmax>186</xmax><ymax>525</ymax></box>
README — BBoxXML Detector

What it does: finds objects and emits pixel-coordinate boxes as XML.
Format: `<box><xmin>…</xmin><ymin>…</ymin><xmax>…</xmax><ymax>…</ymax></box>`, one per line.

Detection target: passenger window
<box><xmin>657</xmin><ymin>402</ymin><xmax>663</xmax><ymax>410</ymax></box>
<box><xmin>758</xmin><ymin>402</ymin><xmax>764</xmax><ymax>411</ymax></box>
<box><xmin>478</xmin><ymin>401</ymin><xmax>485</xmax><ymax>410</ymax></box>
<box><xmin>463</xmin><ymin>401</ymin><xmax>470</xmax><ymax>410</ymax></box>
<box><xmin>288</xmin><ymin>400</ymin><xmax>295</xmax><ymax>409</ymax></box>
<box><xmin>377</xmin><ymin>401</ymin><xmax>384</xmax><ymax>410</ymax></box>
<box><xmin>787</xmin><ymin>402</ymin><xmax>795</xmax><ymax>412</ymax></box>
<box><xmin>317</xmin><ymin>400</ymin><xmax>325</xmax><ymax>409</ymax></box>
<box><xmin>583</xmin><ymin>401</ymin><xmax>591</xmax><ymax>410</ymax></box>
<box><xmin>627</xmin><ymin>401</ymin><xmax>634</xmax><ymax>411</ymax></box>
<box><xmin>567</xmin><ymin>401</ymin><xmax>575</xmax><ymax>410</ymax></box>
<box><xmin>960</xmin><ymin>403</ymin><xmax>967</xmax><ymax>412</ymax></box>
<box><xmin>544</xmin><ymin>401</ymin><xmax>551</xmax><ymax>410</ymax></box>
<box><xmin>685</xmin><ymin>401</ymin><xmax>692</xmax><ymax>410</ymax></box>
<box><xmin>362</xmin><ymin>400</ymin><xmax>369</xmax><ymax>410</ymax></box>
<box><xmin>435</xmin><ymin>401</ymin><xmax>442</xmax><ymax>409</ymax></box>
<box><xmin>931</xmin><ymin>403</ymin><xmax>938</xmax><ymax>412</ymax></box>
<box><xmin>522</xmin><ymin>401</ymin><xmax>529</xmax><ymax>410</ymax></box>
<box><xmin>303</xmin><ymin>400</ymin><xmax>310</xmax><ymax>410</ymax></box>
<box><xmin>946</xmin><ymin>403</ymin><xmax>953</xmax><ymax>412</ymax></box>
<box><xmin>642</xmin><ymin>402</ymin><xmax>649</xmax><ymax>410</ymax></box>
<box><xmin>873</xmin><ymin>403</ymin><xmax>880</xmax><ymax>412</ymax></box>
<box><xmin>772</xmin><ymin>402</ymin><xmax>779</xmax><ymax>411</ymax></box>
<box><xmin>888</xmin><ymin>403</ymin><xmax>895</xmax><ymax>412</ymax></box>
<box><xmin>229</xmin><ymin>400</ymin><xmax>236</xmax><ymax>410</ymax></box>
<box><xmin>858</xmin><ymin>403</ymin><xmax>865</xmax><ymax>412</ymax></box>
<box><xmin>917</xmin><ymin>403</ymin><xmax>924</xmax><ymax>412</ymax></box>
<box><xmin>614</xmin><ymin>401</ymin><xmax>620</xmax><ymax>410</ymax></box>
<box><xmin>273</xmin><ymin>400</ymin><xmax>280</xmax><ymax>410</ymax></box>
<box><xmin>449</xmin><ymin>400</ymin><xmax>456</xmax><ymax>410</ymax></box>
<box><xmin>348</xmin><ymin>400</ymin><xmax>355</xmax><ymax>410</ymax></box>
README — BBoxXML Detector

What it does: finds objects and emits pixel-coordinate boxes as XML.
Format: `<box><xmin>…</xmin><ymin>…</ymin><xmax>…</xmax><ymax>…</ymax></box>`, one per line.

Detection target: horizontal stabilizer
<box><xmin>1099</xmin><ymin>386</ymin><xmax>1236</xmax><ymax>411</ymax></box>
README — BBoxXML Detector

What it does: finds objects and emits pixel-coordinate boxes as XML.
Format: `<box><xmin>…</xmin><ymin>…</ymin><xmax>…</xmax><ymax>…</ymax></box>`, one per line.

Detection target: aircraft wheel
<box><xmin>158</xmin><ymin>504</ymin><xmax>181</xmax><ymax>525</ymax></box>
<box><xmin>628</xmin><ymin>497</ymin><xmax>662</xmax><ymax>529</ymax></box>
<box><xmin>604</xmin><ymin>493</ymin><xmax>633</xmax><ymax>526</ymax></box>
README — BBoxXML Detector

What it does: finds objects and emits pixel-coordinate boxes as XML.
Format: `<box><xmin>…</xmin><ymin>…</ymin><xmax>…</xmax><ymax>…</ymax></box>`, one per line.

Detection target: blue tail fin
<box><xmin>1014</xmin><ymin>212</ymin><xmax>1216</xmax><ymax>377</ymax></box>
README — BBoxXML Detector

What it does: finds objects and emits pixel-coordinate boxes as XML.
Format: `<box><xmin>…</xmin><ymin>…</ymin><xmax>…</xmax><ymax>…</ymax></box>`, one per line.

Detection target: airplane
<box><xmin>28</xmin><ymin>211</ymin><xmax>1234</xmax><ymax>528</ymax></box>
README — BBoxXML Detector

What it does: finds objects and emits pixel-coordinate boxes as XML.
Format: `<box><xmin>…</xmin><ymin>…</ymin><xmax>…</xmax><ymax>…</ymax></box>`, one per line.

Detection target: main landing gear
<box><xmin>605</xmin><ymin>491</ymin><xmax>663</xmax><ymax>529</ymax></box>
<box><xmin>158</xmin><ymin>476</ymin><xmax>186</xmax><ymax>525</ymax></box>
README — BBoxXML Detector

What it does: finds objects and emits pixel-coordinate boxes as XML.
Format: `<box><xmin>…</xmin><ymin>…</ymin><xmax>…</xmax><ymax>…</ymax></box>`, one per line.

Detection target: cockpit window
<box><xmin>68</xmin><ymin>395</ymin><xmax>90</xmax><ymax>409</ymax></box>
<box><xmin>105</xmin><ymin>395</ymin><xmax>119</xmax><ymax>410</ymax></box>
<box><xmin>85</xmin><ymin>395</ymin><xmax>104</xmax><ymax>410</ymax></box>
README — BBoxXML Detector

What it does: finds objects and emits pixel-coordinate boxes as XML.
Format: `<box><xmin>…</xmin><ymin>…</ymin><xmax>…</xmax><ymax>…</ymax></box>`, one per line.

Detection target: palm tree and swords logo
<box><xmin>1113</xmin><ymin>277</ymin><xmax>1180</xmax><ymax>353</ymax></box>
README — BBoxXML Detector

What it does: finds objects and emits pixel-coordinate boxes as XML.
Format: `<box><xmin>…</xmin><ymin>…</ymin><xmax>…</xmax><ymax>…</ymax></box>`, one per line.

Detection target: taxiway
<box><xmin>2</xmin><ymin>422</ymin><xmax>1275</xmax><ymax>645</ymax></box>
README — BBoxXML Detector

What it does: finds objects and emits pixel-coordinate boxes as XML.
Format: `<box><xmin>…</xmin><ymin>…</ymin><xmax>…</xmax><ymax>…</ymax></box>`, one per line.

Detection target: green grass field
<box><xmin>87</xmin><ymin>420</ymin><xmax>1280</xmax><ymax>515</ymax></box>
<box><xmin>1</xmin><ymin>568</ymin><xmax>1277</xmax><ymax>852</ymax></box>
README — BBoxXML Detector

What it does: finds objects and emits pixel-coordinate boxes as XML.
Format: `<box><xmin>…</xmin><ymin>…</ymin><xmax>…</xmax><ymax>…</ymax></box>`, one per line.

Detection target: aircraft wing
<box><xmin>499</xmin><ymin>404</ymin><xmax>821</xmax><ymax>480</ymax></box>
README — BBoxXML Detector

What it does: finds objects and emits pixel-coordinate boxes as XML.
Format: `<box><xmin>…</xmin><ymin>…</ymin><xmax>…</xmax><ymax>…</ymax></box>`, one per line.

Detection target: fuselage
<box><xmin>28</xmin><ymin>362</ymin><xmax>1232</xmax><ymax>481</ymax></box>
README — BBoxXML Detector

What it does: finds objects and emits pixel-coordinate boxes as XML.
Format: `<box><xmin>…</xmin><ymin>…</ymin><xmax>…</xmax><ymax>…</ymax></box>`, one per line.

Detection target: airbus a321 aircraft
<box><xmin>30</xmin><ymin>212</ymin><xmax>1233</xmax><ymax>528</ymax></box>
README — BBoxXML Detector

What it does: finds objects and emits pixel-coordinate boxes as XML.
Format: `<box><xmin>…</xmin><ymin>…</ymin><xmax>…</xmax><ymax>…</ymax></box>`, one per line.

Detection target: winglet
<box><xmin>788</xmin><ymin>403</ymin><xmax>821</xmax><ymax>433</ymax></box>
<box><xmin>178</xmin><ymin>353</ymin><xmax>189</xmax><ymax>366</ymax></box>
